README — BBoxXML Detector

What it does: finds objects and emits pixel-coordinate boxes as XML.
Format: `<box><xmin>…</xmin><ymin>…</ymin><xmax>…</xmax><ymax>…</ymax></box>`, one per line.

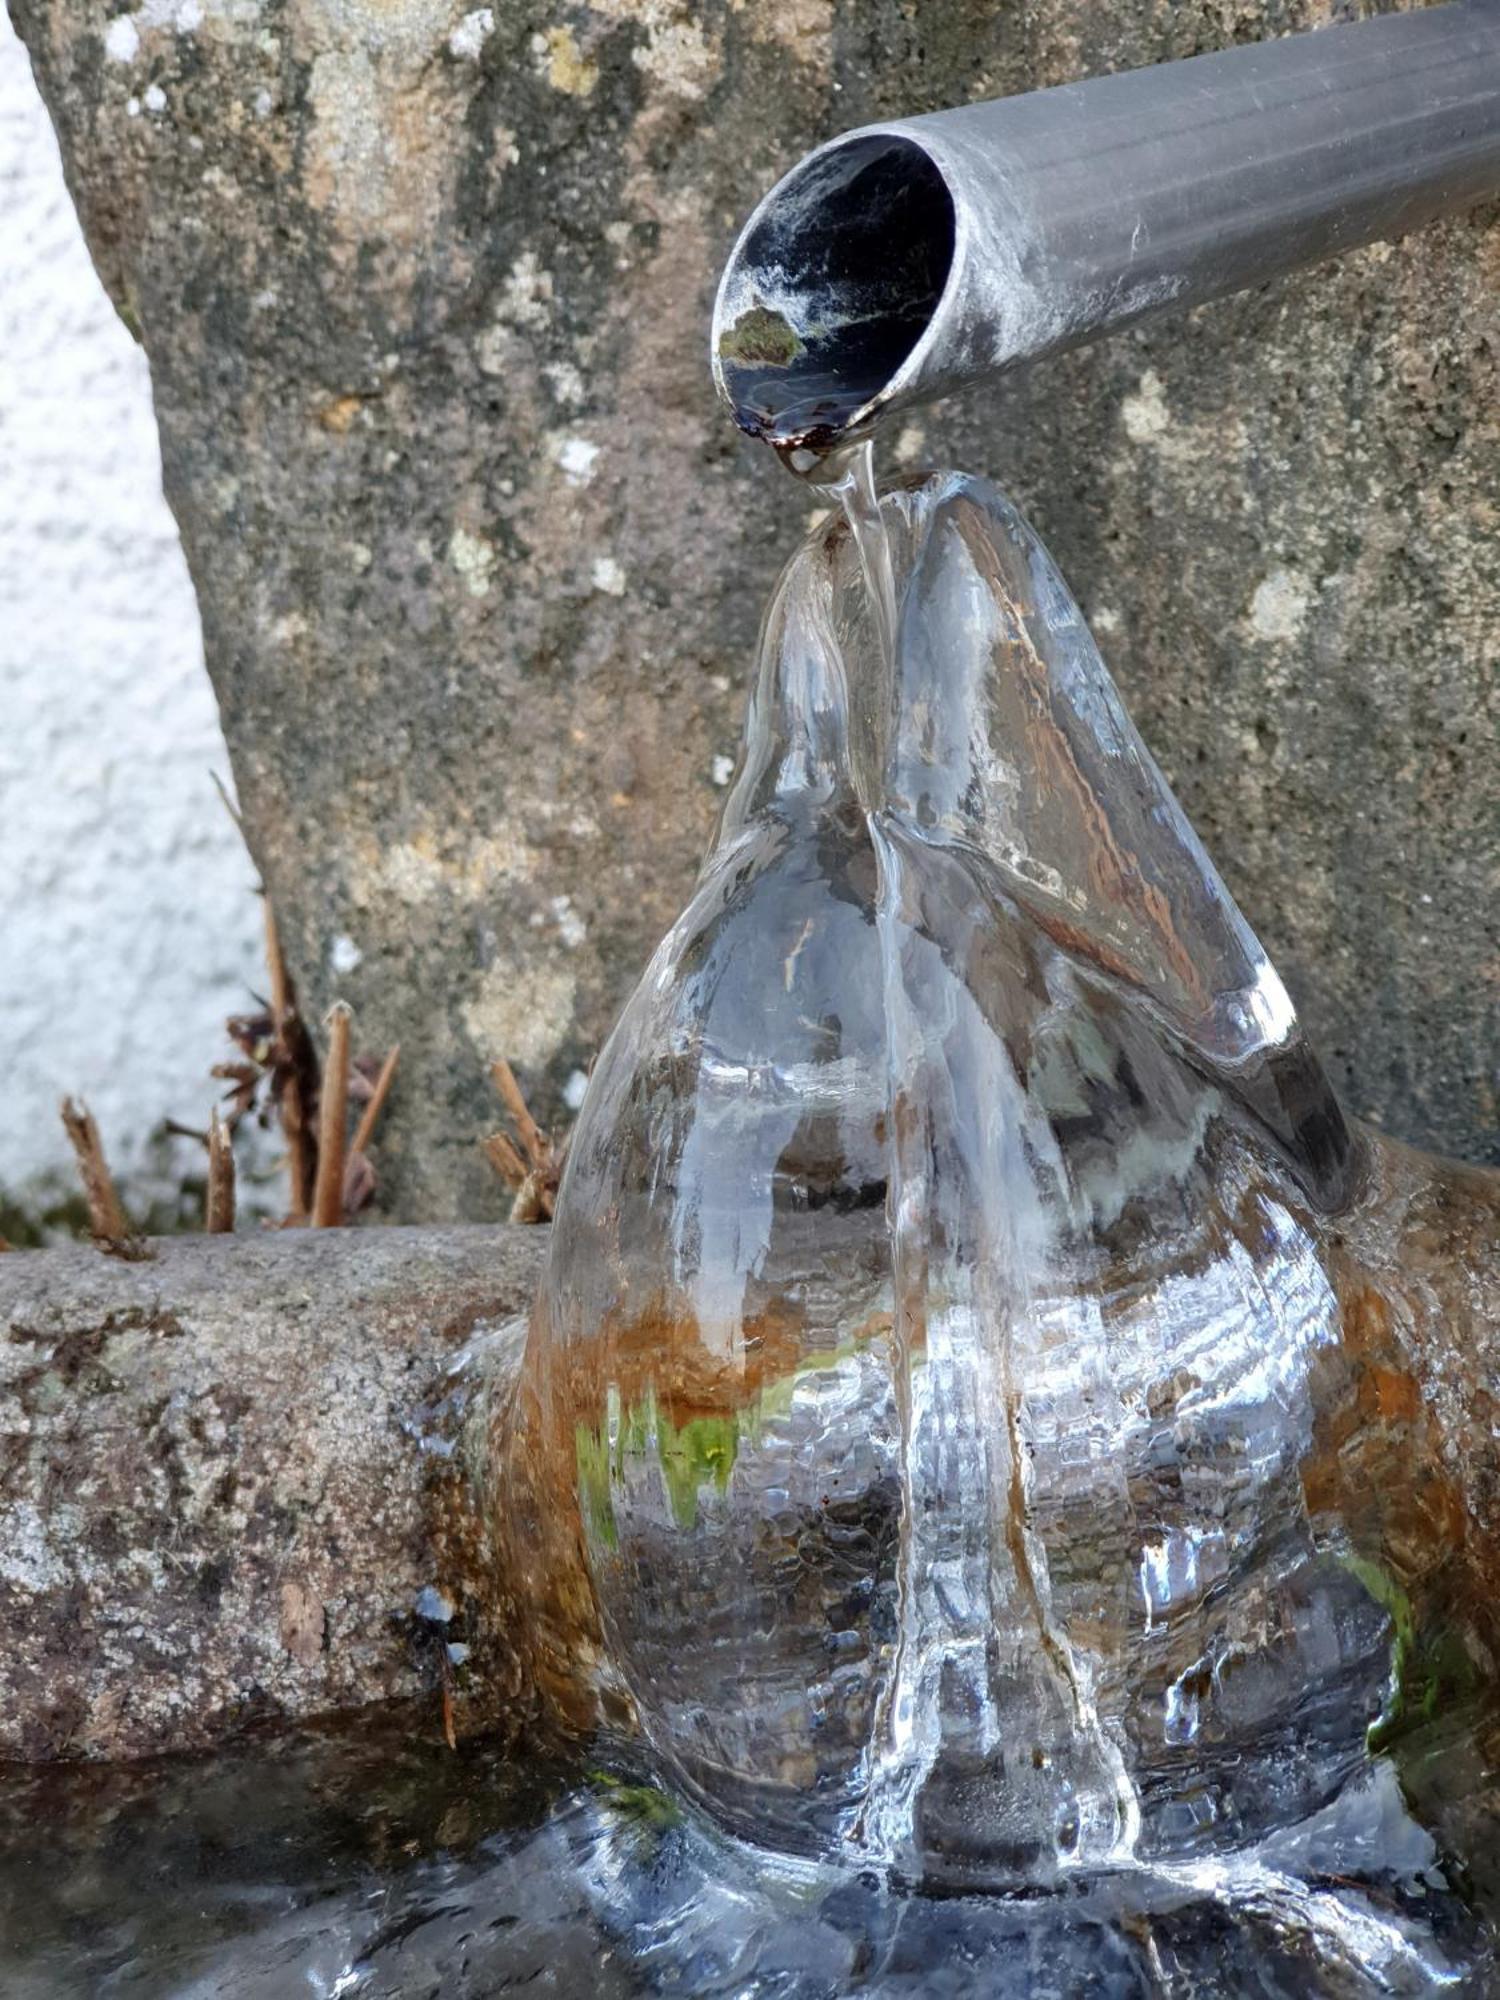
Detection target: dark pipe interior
<box><xmin>717</xmin><ymin>136</ymin><xmax>956</xmax><ymax>452</ymax></box>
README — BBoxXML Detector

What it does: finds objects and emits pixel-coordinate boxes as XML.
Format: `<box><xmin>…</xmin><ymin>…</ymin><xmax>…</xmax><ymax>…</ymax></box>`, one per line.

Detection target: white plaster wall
<box><xmin>0</xmin><ymin>15</ymin><xmax>265</xmax><ymax>1221</ymax></box>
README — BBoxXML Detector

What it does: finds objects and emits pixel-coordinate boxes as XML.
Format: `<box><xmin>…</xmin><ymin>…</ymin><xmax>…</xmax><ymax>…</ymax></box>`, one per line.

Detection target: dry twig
<box><xmin>440</xmin><ymin>1655</ymin><xmax>458</xmax><ymax>1753</ymax></box>
<box><xmin>343</xmin><ymin>1043</ymin><xmax>400</xmax><ymax>1221</ymax></box>
<box><xmin>205</xmin><ymin>1109</ymin><xmax>236</xmax><ymax>1234</ymax></box>
<box><xmin>59</xmin><ymin>1097</ymin><xmax>150</xmax><ymax>1259</ymax></box>
<box><xmin>312</xmin><ymin>1003</ymin><xmax>352</xmax><ymax>1228</ymax></box>
<box><xmin>263</xmin><ymin>899</ymin><xmax>320</xmax><ymax>1218</ymax></box>
<box><xmin>350</xmin><ymin>1043</ymin><xmax>400</xmax><ymax>1160</ymax></box>
<box><xmin>484</xmin><ymin>1059</ymin><xmax>568</xmax><ymax>1223</ymax></box>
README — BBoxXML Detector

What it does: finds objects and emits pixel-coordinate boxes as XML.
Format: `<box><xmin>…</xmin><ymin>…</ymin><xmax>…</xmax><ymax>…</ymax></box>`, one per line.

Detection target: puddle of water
<box><xmin>2</xmin><ymin>1692</ymin><xmax>1494</xmax><ymax>1997</ymax></box>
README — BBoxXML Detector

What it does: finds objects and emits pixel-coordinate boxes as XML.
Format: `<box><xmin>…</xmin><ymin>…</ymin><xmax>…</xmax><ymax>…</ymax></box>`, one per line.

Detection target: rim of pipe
<box><xmin>710</xmin><ymin>129</ymin><xmax>960</xmax><ymax>461</ymax></box>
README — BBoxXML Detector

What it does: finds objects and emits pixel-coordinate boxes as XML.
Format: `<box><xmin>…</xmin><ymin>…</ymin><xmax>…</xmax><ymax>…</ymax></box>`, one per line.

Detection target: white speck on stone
<box><xmin>544</xmin><ymin>359</ymin><xmax>585</xmax><ymax>409</ymax></box>
<box><xmin>414</xmin><ymin>1586</ymin><xmax>454</xmax><ymax>1624</ymax></box>
<box><xmin>894</xmin><ymin>423</ymin><xmax>926</xmax><ymax>465</ymax></box>
<box><xmin>104</xmin><ymin>15</ymin><xmax>140</xmax><ymax>62</ymax></box>
<box><xmin>562</xmin><ymin>1067</ymin><xmax>589</xmax><ymax>1111</ymax></box>
<box><xmin>552</xmin><ymin>435</ymin><xmax>599</xmax><ymax>486</ymax></box>
<box><xmin>329</xmin><ymin>933</ymin><xmax>363</xmax><ymax>975</ymax></box>
<box><xmin>591</xmin><ymin>555</ymin><xmax>625</xmax><ymax>596</ymax></box>
<box><xmin>1092</xmin><ymin>605</ymin><xmax>1122</xmax><ymax>636</ymax></box>
<box><xmin>710</xmin><ymin>673</ymin><xmax>730</xmax><ymax>694</ymax></box>
<box><xmin>143</xmin><ymin>82</ymin><xmax>167</xmax><ymax>112</ymax></box>
<box><xmin>1249</xmin><ymin>568</ymin><xmax>1310</xmax><ymax>643</ymax></box>
<box><xmin>549</xmin><ymin>894</ymin><xmax>586</xmax><ymax>948</ymax></box>
<box><xmin>348</xmin><ymin>541</ymin><xmax>372</xmax><ymax>574</ymax></box>
<box><xmin>449</xmin><ymin>525</ymin><xmax>497</xmax><ymax>599</ymax></box>
<box><xmin>477</xmin><ymin>254</ymin><xmax>552</xmax><ymax>372</ymax></box>
<box><xmin>126</xmin><ymin>94</ymin><xmax>142</xmax><ymax>115</ymax></box>
<box><xmin>448</xmin><ymin>7</ymin><xmax>493</xmax><ymax>62</ymax></box>
<box><xmin>1121</xmin><ymin>370</ymin><xmax>1171</xmax><ymax>445</ymax></box>
<box><xmin>711</xmin><ymin>754</ymin><xmax>735</xmax><ymax>787</ymax></box>
<box><xmin>0</xmin><ymin>1502</ymin><xmax>64</xmax><ymax>1593</ymax></box>
<box><xmin>498</xmin><ymin>249</ymin><xmax>551</xmax><ymax>326</ymax></box>
<box><xmin>253</xmin><ymin>87</ymin><xmax>273</xmax><ymax>118</ymax></box>
<box><xmin>631</xmin><ymin>16</ymin><xmax>717</xmax><ymax>100</ymax></box>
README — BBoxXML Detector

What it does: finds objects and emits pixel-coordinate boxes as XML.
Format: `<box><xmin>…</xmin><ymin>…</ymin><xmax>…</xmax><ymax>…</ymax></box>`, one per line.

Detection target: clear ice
<box><xmin>506</xmin><ymin>468</ymin><xmax>1469</xmax><ymax>1911</ymax></box>
<box><xmin>12</xmin><ymin>472</ymin><xmax>1499</xmax><ymax>1998</ymax></box>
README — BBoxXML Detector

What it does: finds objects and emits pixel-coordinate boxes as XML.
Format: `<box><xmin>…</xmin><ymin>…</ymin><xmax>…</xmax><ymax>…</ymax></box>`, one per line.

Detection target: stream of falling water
<box><xmin>801</xmin><ymin>439</ymin><xmax>1142</xmax><ymax>1882</ymax></box>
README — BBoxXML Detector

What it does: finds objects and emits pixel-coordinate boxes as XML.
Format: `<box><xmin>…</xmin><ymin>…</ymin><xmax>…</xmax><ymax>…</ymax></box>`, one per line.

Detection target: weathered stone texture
<box><xmin>8</xmin><ymin>0</ymin><xmax>1496</xmax><ymax>1217</ymax></box>
<box><xmin>0</xmin><ymin>1225</ymin><xmax>546</xmax><ymax>1759</ymax></box>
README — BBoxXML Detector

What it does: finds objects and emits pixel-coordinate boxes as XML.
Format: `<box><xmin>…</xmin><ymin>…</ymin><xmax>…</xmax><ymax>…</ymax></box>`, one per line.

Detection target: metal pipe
<box><xmin>712</xmin><ymin>3</ymin><xmax>1500</xmax><ymax>460</ymax></box>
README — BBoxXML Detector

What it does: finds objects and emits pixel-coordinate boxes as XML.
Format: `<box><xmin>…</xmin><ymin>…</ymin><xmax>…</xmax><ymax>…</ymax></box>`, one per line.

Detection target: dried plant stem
<box><xmin>312</xmin><ymin>1003</ymin><xmax>352</xmax><ymax>1228</ymax></box>
<box><xmin>281</xmin><ymin>1084</ymin><xmax>312</xmax><ymax>1222</ymax></box>
<box><xmin>263</xmin><ymin>893</ymin><xmax>292</xmax><ymax>1024</ymax></box>
<box><xmin>350</xmin><ymin>1044</ymin><xmax>400</xmax><ymax>1159</ymax></box>
<box><xmin>483</xmin><ymin>1058</ymin><xmax>567</xmax><ymax>1223</ymax></box>
<box><xmin>164</xmin><ymin>1119</ymin><xmax>211</xmax><ymax>1146</ymax></box>
<box><xmin>208</xmin><ymin>768</ymin><xmax>244</xmax><ymax>836</ymax></box>
<box><xmin>490</xmin><ymin>1060</ymin><xmax>545</xmax><ymax>1166</ymax></box>
<box><xmin>441</xmin><ymin>1657</ymin><xmax>458</xmax><ymax>1753</ymax></box>
<box><xmin>263</xmin><ymin>896</ymin><xmax>317</xmax><ymax>1218</ymax></box>
<box><xmin>205</xmin><ymin>1111</ymin><xmax>236</xmax><ymax>1234</ymax></box>
<box><xmin>484</xmin><ymin>1132</ymin><xmax>528</xmax><ymax>1184</ymax></box>
<box><xmin>59</xmin><ymin>1097</ymin><xmax>143</xmax><ymax>1255</ymax></box>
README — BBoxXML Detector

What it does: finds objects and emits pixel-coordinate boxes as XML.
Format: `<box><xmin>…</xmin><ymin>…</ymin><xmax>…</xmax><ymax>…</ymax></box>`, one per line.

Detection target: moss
<box><xmin>717</xmin><ymin>305</ymin><xmax>804</xmax><ymax>369</ymax></box>
<box><xmin>587</xmin><ymin>1767</ymin><xmax>682</xmax><ymax>1830</ymax></box>
<box><xmin>1345</xmin><ymin>1555</ymin><xmax>1481</xmax><ymax>1752</ymax></box>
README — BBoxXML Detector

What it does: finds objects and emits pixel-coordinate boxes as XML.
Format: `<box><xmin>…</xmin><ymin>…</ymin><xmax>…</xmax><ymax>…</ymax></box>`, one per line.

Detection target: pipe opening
<box><xmin>714</xmin><ymin>135</ymin><xmax>955</xmax><ymax>453</ymax></box>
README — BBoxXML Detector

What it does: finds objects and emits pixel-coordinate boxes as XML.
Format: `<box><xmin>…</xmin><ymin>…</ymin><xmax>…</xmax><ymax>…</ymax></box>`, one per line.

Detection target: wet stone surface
<box><xmin>2</xmin><ymin>1702</ymin><xmax>1498</xmax><ymax>1996</ymax></box>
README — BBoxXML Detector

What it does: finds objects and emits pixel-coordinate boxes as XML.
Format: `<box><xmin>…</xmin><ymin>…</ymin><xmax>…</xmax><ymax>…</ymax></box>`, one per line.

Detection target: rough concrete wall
<box><xmin>0</xmin><ymin>13</ymin><xmax>263</xmax><ymax>1228</ymax></box>
<box><xmin>8</xmin><ymin>0</ymin><xmax>1496</xmax><ymax>1222</ymax></box>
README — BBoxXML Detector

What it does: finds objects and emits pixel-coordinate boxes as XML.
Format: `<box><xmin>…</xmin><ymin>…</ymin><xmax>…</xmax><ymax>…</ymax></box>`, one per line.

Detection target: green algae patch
<box><xmin>718</xmin><ymin>305</ymin><xmax>805</xmax><ymax>369</ymax></box>
<box><xmin>1345</xmin><ymin>1555</ymin><xmax>1480</xmax><ymax>1751</ymax></box>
